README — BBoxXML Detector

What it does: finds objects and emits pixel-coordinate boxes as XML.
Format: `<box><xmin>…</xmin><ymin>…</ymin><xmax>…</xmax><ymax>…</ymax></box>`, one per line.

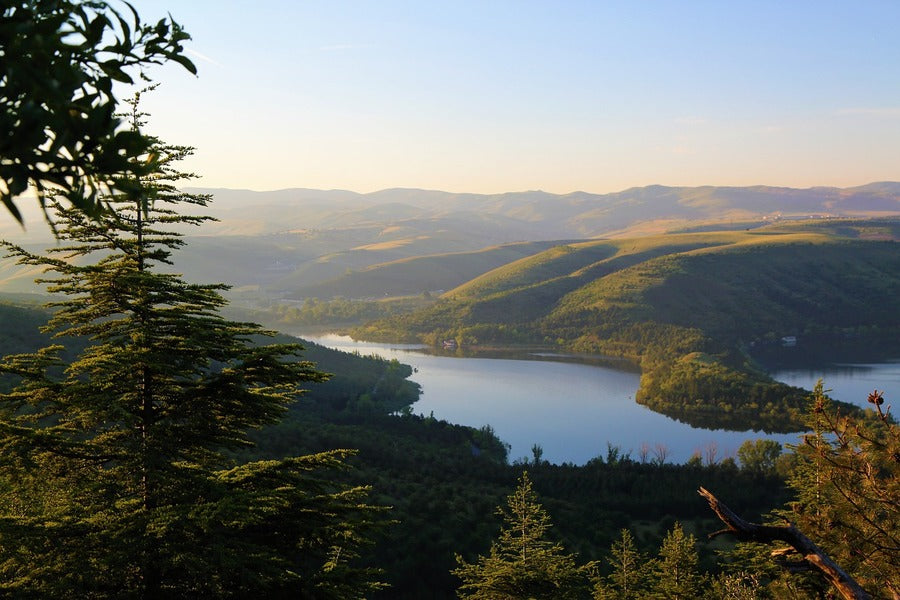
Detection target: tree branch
<box><xmin>698</xmin><ymin>487</ymin><xmax>872</xmax><ymax>600</ymax></box>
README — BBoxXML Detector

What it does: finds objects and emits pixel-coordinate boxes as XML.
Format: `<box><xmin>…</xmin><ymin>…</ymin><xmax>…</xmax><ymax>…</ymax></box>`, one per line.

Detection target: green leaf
<box><xmin>171</xmin><ymin>53</ymin><xmax>197</xmax><ymax>75</ymax></box>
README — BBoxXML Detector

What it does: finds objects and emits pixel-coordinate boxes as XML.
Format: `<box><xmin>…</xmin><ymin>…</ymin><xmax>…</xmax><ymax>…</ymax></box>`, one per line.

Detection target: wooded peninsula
<box><xmin>1</xmin><ymin>3</ymin><xmax>898</xmax><ymax>596</ymax></box>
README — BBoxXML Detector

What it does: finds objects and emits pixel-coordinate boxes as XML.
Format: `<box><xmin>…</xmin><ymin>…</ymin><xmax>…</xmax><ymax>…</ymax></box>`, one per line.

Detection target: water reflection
<box><xmin>303</xmin><ymin>334</ymin><xmax>801</xmax><ymax>465</ymax></box>
<box><xmin>771</xmin><ymin>361</ymin><xmax>900</xmax><ymax>408</ymax></box>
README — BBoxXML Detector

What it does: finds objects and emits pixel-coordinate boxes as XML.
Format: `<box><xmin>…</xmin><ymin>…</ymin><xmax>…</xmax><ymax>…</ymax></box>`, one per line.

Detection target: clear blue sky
<box><xmin>128</xmin><ymin>0</ymin><xmax>900</xmax><ymax>194</ymax></box>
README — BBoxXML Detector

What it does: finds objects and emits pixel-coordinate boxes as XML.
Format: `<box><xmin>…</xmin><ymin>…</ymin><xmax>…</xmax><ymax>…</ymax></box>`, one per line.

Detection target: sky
<box><xmin>124</xmin><ymin>0</ymin><xmax>900</xmax><ymax>195</ymax></box>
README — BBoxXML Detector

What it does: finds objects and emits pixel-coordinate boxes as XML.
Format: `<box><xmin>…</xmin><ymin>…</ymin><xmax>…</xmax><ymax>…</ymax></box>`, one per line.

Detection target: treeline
<box><xmin>4</xmin><ymin>10</ymin><xmax>894</xmax><ymax>597</ymax></box>
<box><xmin>0</xmin><ymin>300</ymin><xmax>420</xmax><ymax>419</ymax></box>
<box><xmin>246</xmin><ymin>404</ymin><xmax>794</xmax><ymax>598</ymax></box>
<box><xmin>355</xmin><ymin>232</ymin><xmax>900</xmax><ymax>431</ymax></box>
<box><xmin>453</xmin><ymin>474</ymin><xmax>749</xmax><ymax>599</ymax></box>
<box><xmin>266</xmin><ymin>296</ymin><xmax>433</xmax><ymax>328</ymax></box>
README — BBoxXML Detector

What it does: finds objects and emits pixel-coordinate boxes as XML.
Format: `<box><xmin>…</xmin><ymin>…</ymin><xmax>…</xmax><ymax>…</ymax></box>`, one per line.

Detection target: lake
<box><xmin>771</xmin><ymin>361</ymin><xmax>900</xmax><ymax>409</ymax></box>
<box><xmin>303</xmin><ymin>334</ymin><xmax>813</xmax><ymax>465</ymax></box>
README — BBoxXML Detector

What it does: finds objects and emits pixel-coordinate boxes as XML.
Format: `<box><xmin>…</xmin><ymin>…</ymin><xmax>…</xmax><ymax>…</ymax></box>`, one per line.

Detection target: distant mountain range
<box><xmin>191</xmin><ymin>182</ymin><xmax>900</xmax><ymax>239</ymax></box>
<box><xmin>2</xmin><ymin>183</ymin><xmax>899</xmax><ymax>301</ymax></box>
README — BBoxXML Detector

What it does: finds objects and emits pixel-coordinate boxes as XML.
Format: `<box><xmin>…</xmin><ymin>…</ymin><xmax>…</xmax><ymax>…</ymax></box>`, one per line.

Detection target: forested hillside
<box><xmin>0</xmin><ymin>296</ymin><xmax>795</xmax><ymax>599</ymax></box>
<box><xmin>355</xmin><ymin>220</ymin><xmax>900</xmax><ymax>431</ymax></box>
<box><xmin>0</xmin><ymin>298</ymin><xmax>418</xmax><ymax>411</ymax></box>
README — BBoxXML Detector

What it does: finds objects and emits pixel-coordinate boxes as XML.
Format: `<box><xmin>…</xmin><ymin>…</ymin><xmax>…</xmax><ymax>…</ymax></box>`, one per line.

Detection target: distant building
<box><xmin>781</xmin><ymin>336</ymin><xmax>797</xmax><ymax>347</ymax></box>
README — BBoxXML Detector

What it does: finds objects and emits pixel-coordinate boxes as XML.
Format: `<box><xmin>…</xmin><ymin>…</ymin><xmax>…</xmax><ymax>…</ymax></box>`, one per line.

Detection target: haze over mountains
<box><xmin>2</xmin><ymin>183</ymin><xmax>898</xmax><ymax>301</ymax></box>
<box><xmin>2</xmin><ymin>181</ymin><xmax>899</xmax><ymax>433</ymax></box>
<box><xmin>194</xmin><ymin>182</ymin><xmax>900</xmax><ymax>238</ymax></box>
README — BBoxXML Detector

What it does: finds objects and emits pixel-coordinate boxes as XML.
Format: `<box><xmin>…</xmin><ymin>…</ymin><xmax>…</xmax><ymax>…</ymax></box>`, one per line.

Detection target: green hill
<box><xmin>355</xmin><ymin>219</ymin><xmax>900</xmax><ymax>431</ymax></box>
<box><xmin>0</xmin><ymin>298</ymin><xmax>419</xmax><ymax>413</ymax></box>
<box><xmin>6</xmin><ymin>184</ymin><xmax>898</xmax><ymax>305</ymax></box>
<box><xmin>285</xmin><ymin>240</ymin><xmax>567</xmax><ymax>299</ymax></box>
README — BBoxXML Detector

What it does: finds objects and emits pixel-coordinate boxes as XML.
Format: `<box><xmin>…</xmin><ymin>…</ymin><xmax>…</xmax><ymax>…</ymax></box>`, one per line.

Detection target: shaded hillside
<box><xmin>355</xmin><ymin>220</ymin><xmax>900</xmax><ymax>431</ymax></box>
<box><xmin>0</xmin><ymin>299</ymin><xmax>419</xmax><ymax>412</ymax></box>
<box><xmin>4</xmin><ymin>184</ymin><xmax>898</xmax><ymax>305</ymax></box>
<box><xmin>0</xmin><ymin>300</ymin><xmax>53</xmax><ymax>354</ymax></box>
<box><xmin>287</xmin><ymin>240</ymin><xmax>567</xmax><ymax>299</ymax></box>
<box><xmin>185</xmin><ymin>183</ymin><xmax>900</xmax><ymax>239</ymax></box>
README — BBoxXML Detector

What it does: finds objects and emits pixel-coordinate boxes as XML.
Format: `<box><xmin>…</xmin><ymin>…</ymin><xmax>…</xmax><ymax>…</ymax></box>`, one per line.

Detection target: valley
<box><xmin>3</xmin><ymin>185</ymin><xmax>898</xmax><ymax>434</ymax></box>
<box><xmin>2</xmin><ymin>183</ymin><xmax>898</xmax><ymax>598</ymax></box>
<box><xmin>354</xmin><ymin>222</ymin><xmax>900</xmax><ymax>431</ymax></box>
<box><xmin>5</xmin><ymin>5</ymin><xmax>900</xmax><ymax>596</ymax></box>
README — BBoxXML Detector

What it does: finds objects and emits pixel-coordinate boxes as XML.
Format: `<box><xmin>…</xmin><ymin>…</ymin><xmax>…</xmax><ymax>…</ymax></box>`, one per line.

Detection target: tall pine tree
<box><xmin>0</xmin><ymin>93</ymin><xmax>386</xmax><ymax>599</ymax></box>
<box><xmin>599</xmin><ymin>528</ymin><xmax>647</xmax><ymax>599</ymax></box>
<box><xmin>452</xmin><ymin>472</ymin><xmax>594</xmax><ymax>599</ymax></box>
<box><xmin>650</xmin><ymin>522</ymin><xmax>704</xmax><ymax>599</ymax></box>
<box><xmin>778</xmin><ymin>383</ymin><xmax>898</xmax><ymax>598</ymax></box>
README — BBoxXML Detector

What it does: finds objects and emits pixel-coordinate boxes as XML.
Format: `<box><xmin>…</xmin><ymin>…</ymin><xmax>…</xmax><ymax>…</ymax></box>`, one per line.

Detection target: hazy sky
<box><xmin>126</xmin><ymin>1</ymin><xmax>900</xmax><ymax>195</ymax></box>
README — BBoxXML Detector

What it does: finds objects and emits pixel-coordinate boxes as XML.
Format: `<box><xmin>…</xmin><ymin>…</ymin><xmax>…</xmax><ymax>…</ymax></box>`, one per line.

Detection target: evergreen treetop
<box><xmin>452</xmin><ymin>471</ymin><xmax>595</xmax><ymax>599</ymax></box>
<box><xmin>0</xmin><ymin>95</ymin><xmax>386</xmax><ymax>598</ymax></box>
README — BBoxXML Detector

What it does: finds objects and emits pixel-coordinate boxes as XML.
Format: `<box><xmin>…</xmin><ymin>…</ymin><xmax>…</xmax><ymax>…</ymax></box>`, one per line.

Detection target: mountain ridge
<box><xmin>2</xmin><ymin>183</ymin><xmax>898</xmax><ymax>305</ymax></box>
<box><xmin>5</xmin><ymin>182</ymin><xmax>898</xmax><ymax>243</ymax></box>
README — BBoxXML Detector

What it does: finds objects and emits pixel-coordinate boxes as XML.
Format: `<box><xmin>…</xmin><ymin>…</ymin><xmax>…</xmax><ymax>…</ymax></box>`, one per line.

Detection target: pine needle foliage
<box><xmin>650</xmin><ymin>522</ymin><xmax>704</xmax><ymax>599</ymax></box>
<box><xmin>779</xmin><ymin>383</ymin><xmax>899</xmax><ymax>598</ymax></box>
<box><xmin>0</xmin><ymin>95</ymin><xmax>386</xmax><ymax>599</ymax></box>
<box><xmin>452</xmin><ymin>471</ymin><xmax>594</xmax><ymax>599</ymax></box>
<box><xmin>600</xmin><ymin>528</ymin><xmax>647</xmax><ymax>599</ymax></box>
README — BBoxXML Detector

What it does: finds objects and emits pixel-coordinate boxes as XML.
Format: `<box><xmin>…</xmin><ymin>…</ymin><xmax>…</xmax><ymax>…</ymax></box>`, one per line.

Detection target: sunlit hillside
<box><xmin>354</xmin><ymin>220</ymin><xmax>900</xmax><ymax>432</ymax></box>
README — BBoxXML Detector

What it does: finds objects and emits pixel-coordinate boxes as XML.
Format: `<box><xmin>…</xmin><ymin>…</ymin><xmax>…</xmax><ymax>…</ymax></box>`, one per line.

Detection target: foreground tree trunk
<box><xmin>698</xmin><ymin>487</ymin><xmax>872</xmax><ymax>600</ymax></box>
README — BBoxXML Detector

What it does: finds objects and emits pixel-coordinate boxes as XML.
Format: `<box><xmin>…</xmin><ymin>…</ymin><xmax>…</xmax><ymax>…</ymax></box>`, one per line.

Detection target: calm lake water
<box><xmin>303</xmin><ymin>334</ymin><xmax>816</xmax><ymax>465</ymax></box>
<box><xmin>771</xmin><ymin>361</ymin><xmax>900</xmax><ymax>409</ymax></box>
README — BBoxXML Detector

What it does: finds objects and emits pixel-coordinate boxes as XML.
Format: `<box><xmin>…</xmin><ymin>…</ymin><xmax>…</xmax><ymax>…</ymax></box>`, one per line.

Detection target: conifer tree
<box><xmin>778</xmin><ymin>383</ymin><xmax>899</xmax><ymax>598</ymax></box>
<box><xmin>452</xmin><ymin>472</ymin><xmax>594</xmax><ymax>599</ymax></box>
<box><xmin>650</xmin><ymin>522</ymin><xmax>704</xmax><ymax>599</ymax></box>
<box><xmin>0</xmin><ymin>94</ymin><xmax>386</xmax><ymax>599</ymax></box>
<box><xmin>706</xmin><ymin>571</ymin><xmax>765</xmax><ymax>599</ymax></box>
<box><xmin>601</xmin><ymin>528</ymin><xmax>647</xmax><ymax>599</ymax></box>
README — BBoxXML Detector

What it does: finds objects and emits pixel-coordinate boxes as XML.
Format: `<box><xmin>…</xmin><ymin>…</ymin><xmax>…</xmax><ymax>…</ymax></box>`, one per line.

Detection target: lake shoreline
<box><xmin>299</xmin><ymin>333</ymin><xmax>804</xmax><ymax>465</ymax></box>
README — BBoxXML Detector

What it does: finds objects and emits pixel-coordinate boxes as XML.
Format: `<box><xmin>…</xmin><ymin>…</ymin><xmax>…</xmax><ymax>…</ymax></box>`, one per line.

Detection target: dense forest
<box><xmin>6</xmin><ymin>294</ymin><xmax>896</xmax><ymax>598</ymax></box>
<box><xmin>4</xmin><ymin>296</ymin><xmax>874</xmax><ymax>598</ymax></box>
<box><xmin>1</xmin><ymin>3</ymin><xmax>897</xmax><ymax>597</ymax></box>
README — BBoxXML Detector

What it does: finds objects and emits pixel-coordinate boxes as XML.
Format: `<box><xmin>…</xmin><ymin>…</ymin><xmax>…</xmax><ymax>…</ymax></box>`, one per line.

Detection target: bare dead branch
<box><xmin>698</xmin><ymin>487</ymin><xmax>872</xmax><ymax>600</ymax></box>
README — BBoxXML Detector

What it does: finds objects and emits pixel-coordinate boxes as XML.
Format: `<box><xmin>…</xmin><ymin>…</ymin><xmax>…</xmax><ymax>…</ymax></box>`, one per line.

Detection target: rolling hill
<box><xmin>0</xmin><ymin>298</ymin><xmax>419</xmax><ymax>412</ymax></box>
<box><xmin>2</xmin><ymin>183</ymin><xmax>898</xmax><ymax>306</ymax></box>
<box><xmin>284</xmin><ymin>240</ymin><xmax>569</xmax><ymax>299</ymax></box>
<box><xmin>353</xmin><ymin>218</ymin><xmax>900</xmax><ymax>432</ymax></box>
